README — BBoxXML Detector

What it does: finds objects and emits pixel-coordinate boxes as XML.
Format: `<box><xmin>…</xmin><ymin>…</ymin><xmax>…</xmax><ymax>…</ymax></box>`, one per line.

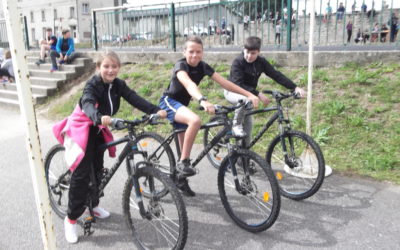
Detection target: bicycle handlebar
<box><xmin>110</xmin><ymin>114</ymin><xmax>162</xmax><ymax>131</ymax></box>
<box><xmin>198</xmin><ymin>99</ymin><xmax>249</xmax><ymax>115</ymax></box>
<box><xmin>262</xmin><ymin>90</ymin><xmax>300</xmax><ymax>100</ymax></box>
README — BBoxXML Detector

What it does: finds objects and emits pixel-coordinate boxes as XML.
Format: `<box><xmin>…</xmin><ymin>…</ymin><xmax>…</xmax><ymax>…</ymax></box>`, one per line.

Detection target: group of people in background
<box><xmin>35</xmin><ymin>28</ymin><xmax>77</xmax><ymax>72</ymax></box>
<box><xmin>346</xmin><ymin>12</ymin><xmax>398</xmax><ymax>44</ymax></box>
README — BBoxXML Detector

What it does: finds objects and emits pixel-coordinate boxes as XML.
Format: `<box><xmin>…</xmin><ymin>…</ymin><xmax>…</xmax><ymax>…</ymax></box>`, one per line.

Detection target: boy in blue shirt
<box><xmin>50</xmin><ymin>29</ymin><xmax>77</xmax><ymax>72</ymax></box>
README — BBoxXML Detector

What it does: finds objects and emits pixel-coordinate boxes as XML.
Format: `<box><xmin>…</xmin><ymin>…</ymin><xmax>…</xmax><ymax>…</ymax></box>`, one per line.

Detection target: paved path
<box><xmin>0</xmin><ymin>107</ymin><xmax>399</xmax><ymax>250</ymax></box>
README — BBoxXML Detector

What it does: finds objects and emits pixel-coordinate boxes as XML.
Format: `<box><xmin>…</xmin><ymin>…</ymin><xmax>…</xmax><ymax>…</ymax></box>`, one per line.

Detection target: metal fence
<box><xmin>92</xmin><ymin>0</ymin><xmax>400</xmax><ymax>51</ymax></box>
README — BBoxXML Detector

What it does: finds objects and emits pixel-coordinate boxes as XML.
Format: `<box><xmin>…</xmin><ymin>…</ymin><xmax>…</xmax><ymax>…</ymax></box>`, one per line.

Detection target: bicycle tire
<box><xmin>218</xmin><ymin>149</ymin><xmax>280</xmax><ymax>232</ymax></box>
<box><xmin>266</xmin><ymin>130</ymin><xmax>325</xmax><ymax>200</ymax></box>
<box><xmin>203</xmin><ymin>116</ymin><xmax>228</xmax><ymax>169</ymax></box>
<box><xmin>122</xmin><ymin>166</ymin><xmax>188</xmax><ymax>250</ymax></box>
<box><xmin>44</xmin><ymin>144</ymin><xmax>70</xmax><ymax>218</ymax></box>
<box><xmin>126</xmin><ymin>132</ymin><xmax>175</xmax><ymax>198</ymax></box>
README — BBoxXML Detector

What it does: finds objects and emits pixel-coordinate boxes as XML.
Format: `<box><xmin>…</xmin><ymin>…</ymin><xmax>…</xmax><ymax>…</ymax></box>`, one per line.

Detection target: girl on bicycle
<box><xmin>53</xmin><ymin>51</ymin><xmax>166</xmax><ymax>243</ymax></box>
<box><xmin>159</xmin><ymin>36</ymin><xmax>259</xmax><ymax>196</ymax></box>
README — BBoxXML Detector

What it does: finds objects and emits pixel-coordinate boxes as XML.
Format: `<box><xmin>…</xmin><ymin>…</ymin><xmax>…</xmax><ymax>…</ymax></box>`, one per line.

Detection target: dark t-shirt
<box><xmin>61</xmin><ymin>38</ymin><xmax>69</xmax><ymax>52</ymax></box>
<box><xmin>229</xmin><ymin>53</ymin><xmax>296</xmax><ymax>96</ymax></box>
<box><xmin>163</xmin><ymin>58</ymin><xmax>215</xmax><ymax>106</ymax></box>
<box><xmin>48</xmin><ymin>36</ymin><xmax>57</xmax><ymax>50</ymax></box>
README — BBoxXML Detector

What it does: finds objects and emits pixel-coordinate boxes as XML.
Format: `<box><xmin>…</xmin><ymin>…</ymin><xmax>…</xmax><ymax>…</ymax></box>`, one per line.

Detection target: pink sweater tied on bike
<box><xmin>52</xmin><ymin>104</ymin><xmax>116</xmax><ymax>172</ymax></box>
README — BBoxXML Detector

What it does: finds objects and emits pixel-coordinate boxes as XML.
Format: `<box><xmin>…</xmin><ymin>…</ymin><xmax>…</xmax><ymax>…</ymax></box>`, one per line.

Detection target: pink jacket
<box><xmin>52</xmin><ymin>104</ymin><xmax>116</xmax><ymax>172</ymax></box>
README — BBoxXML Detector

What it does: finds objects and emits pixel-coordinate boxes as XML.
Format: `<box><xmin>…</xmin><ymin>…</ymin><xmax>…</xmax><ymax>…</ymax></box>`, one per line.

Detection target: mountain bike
<box><xmin>204</xmin><ymin>90</ymin><xmax>325</xmax><ymax>201</ymax></box>
<box><xmin>44</xmin><ymin>115</ymin><xmax>188</xmax><ymax>249</ymax></box>
<box><xmin>133</xmin><ymin>102</ymin><xmax>281</xmax><ymax>233</ymax></box>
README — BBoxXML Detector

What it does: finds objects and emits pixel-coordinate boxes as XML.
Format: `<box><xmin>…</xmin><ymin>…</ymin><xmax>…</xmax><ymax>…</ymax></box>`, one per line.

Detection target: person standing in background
<box><xmin>346</xmin><ymin>20</ymin><xmax>353</xmax><ymax>43</ymax></box>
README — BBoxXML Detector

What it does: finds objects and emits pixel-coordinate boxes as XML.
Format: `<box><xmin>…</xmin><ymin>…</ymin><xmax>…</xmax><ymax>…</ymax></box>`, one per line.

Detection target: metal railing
<box><xmin>91</xmin><ymin>0</ymin><xmax>400</xmax><ymax>51</ymax></box>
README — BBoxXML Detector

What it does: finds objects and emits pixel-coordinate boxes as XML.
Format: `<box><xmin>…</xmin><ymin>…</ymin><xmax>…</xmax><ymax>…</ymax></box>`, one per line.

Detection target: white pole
<box><xmin>2</xmin><ymin>0</ymin><xmax>57</xmax><ymax>249</ymax></box>
<box><xmin>306</xmin><ymin>0</ymin><xmax>332</xmax><ymax>177</ymax></box>
<box><xmin>306</xmin><ymin>0</ymin><xmax>315</xmax><ymax>135</ymax></box>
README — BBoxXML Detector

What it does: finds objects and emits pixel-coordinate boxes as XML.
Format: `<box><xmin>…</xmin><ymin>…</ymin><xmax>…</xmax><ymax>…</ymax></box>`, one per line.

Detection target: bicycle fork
<box><xmin>226</xmin><ymin>144</ymin><xmax>249</xmax><ymax>195</ymax></box>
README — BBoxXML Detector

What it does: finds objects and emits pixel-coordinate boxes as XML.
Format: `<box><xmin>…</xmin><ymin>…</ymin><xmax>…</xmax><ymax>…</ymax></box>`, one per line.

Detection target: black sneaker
<box><xmin>35</xmin><ymin>59</ymin><xmax>44</xmax><ymax>66</ymax></box>
<box><xmin>176</xmin><ymin>179</ymin><xmax>196</xmax><ymax>197</ymax></box>
<box><xmin>176</xmin><ymin>159</ymin><xmax>196</xmax><ymax>177</ymax></box>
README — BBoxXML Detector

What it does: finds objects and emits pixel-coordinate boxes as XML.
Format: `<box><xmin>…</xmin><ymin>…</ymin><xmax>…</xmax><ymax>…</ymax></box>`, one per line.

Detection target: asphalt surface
<box><xmin>0</xmin><ymin>107</ymin><xmax>399</xmax><ymax>250</ymax></box>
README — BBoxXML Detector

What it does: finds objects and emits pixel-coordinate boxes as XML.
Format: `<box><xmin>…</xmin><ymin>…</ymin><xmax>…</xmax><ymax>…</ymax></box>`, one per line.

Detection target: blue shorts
<box><xmin>159</xmin><ymin>96</ymin><xmax>188</xmax><ymax>129</ymax></box>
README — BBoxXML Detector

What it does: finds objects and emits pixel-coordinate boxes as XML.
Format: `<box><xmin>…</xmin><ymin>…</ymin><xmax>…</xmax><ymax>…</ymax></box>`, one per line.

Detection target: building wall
<box><xmin>0</xmin><ymin>0</ymin><xmax>119</xmax><ymax>46</ymax></box>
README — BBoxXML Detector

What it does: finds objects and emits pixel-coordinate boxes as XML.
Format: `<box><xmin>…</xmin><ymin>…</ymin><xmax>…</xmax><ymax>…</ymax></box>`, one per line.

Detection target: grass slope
<box><xmin>46</xmin><ymin>61</ymin><xmax>400</xmax><ymax>184</ymax></box>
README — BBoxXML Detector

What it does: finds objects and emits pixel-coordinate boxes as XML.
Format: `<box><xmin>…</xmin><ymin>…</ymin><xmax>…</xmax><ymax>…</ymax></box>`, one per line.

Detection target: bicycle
<box><xmin>44</xmin><ymin>115</ymin><xmax>188</xmax><ymax>249</ymax></box>
<box><xmin>135</xmin><ymin>102</ymin><xmax>281</xmax><ymax>233</ymax></box>
<box><xmin>204</xmin><ymin>90</ymin><xmax>325</xmax><ymax>201</ymax></box>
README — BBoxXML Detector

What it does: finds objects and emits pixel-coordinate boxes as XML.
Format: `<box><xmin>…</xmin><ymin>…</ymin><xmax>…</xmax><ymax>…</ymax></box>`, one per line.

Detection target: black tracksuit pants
<box><xmin>67</xmin><ymin>126</ymin><xmax>105</xmax><ymax>220</ymax></box>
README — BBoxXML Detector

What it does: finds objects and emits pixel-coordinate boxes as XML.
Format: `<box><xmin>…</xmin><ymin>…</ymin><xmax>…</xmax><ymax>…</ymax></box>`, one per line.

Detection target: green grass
<box><xmin>45</xmin><ymin>61</ymin><xmax>400</xmax><ymax>184</ymax></box>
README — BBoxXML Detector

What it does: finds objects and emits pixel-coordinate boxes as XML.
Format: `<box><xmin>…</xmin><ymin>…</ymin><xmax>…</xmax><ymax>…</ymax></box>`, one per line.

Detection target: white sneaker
<box><xmin>64</xmin><ymin>217</ymin><xmax>78</xmax><ymax>244</ymax></box>
<box><xmin>232</xmin><ymin>125</ymin><xmax>246</xmax><ymax>138</ymax></box>
<box><xmin>85</xmin><ymin>206</ymin><xmax>110</xmax><ymax>219</ymax></box>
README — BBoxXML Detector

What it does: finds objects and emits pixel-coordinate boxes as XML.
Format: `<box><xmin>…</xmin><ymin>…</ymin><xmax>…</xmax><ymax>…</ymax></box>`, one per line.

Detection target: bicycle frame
<box><xmin>245</xmin><ymin>97</ymin><xmax>295</xmax><ymax>167</ymax></box>
<box><xmin>160</xmin><ymin>117</ymin><xmax>232</xmax><ymax>169</ymax></box>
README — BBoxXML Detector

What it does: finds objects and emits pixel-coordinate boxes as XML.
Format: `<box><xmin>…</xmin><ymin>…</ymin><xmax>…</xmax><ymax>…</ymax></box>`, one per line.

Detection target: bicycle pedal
<box><xmin>83</xmin><ymin>217</ymin><xmax>95</xmax><ymax>236</ymax></box>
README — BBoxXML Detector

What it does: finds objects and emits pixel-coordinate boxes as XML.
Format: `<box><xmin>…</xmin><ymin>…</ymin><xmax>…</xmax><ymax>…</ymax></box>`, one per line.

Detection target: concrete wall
<box><xmin>80</xmin><ymin>50</ymin><xmax>400</xmax><ymax>67</ymax></box>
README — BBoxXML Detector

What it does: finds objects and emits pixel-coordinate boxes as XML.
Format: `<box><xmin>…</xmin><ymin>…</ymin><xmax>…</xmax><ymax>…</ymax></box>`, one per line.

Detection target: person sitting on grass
<box><xmin>35</xmin><ymin>28</ymin><xmax>57</xmax><ymax>66</ymax></box>
<box><xmin>50</xmin><ymin>29</ymin><xmax>77</xmax><ymax>72</ymax></box>
<box><xmin>158</xmin><ymin>36</ymin><xmax>259</xmax><ymax>197</ymax></box>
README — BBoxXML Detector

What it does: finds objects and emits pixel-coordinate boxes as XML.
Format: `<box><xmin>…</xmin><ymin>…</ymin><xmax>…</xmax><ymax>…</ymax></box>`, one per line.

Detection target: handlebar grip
<box><xmin>111</xmin><ymin>118</ymin><xmax>125</xmax><ymax>130</ymax></box>
<box><xmin>263</xmin><ymin>90</ymin><xmax>273</xmax><ymax>95</ymax></box>
<box><xmin>149</xmin><ymin>113</ymin><xmax>161</xmax><ymax>125</ymax></box>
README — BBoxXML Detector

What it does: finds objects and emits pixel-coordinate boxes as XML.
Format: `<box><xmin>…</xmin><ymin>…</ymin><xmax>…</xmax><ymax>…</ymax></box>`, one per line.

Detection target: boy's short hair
<box><xmin>62</xmin><ymin>29</ymin><xmax>70</xmax><ymax>35</ymax></box>
<box><xmin>184</xmin><ymin>36</ymin><xmax>203</xmax><ymax>49</ymax></box>
<box><xmin>244</xmin><ymin>36</ymin><xmax>261</xmax><ymax>51</ymax></box>
<box><xmin>46</xmin><ymin>28</ymin><xmax>52</xmax><ymax>32</ymax></box>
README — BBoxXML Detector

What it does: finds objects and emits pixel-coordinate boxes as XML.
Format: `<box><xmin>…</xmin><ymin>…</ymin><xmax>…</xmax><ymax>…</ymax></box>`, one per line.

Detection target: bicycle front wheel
<box><xmin>203</xmin><ymin>116</ymin><xmax>228</xmax><ymax>169</ymax></box>
<box><xmin>266</xmin><ymin>130</ymin><xmax>325</xmax><ymax>200</ymax></box>
<box><xmin>44</xmin><ymin>144</ymin><xmax>70</xmax><ymax>218</ymax></box>
<box><xmin>126</xmin><ymin>132</ymin><xmax>176</xmax><ymax>198</ymax></box>
<box><xmin>218</xmin><ymin>149</ymin><xmax>280</xmax><ymax>232</ymax></box>
<box><xmin>122</xmin><ymin>166</ymin><xmax>188</xmax><ymax>250</ymax></box>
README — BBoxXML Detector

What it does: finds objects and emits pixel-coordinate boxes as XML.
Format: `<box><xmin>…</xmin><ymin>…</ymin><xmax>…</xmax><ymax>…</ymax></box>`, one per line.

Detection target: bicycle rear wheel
<box><xmin>126</xmin><ymin>132</ymin><xmax>176</xmax><ymax>198</ymax></box>
<box><xmin>266</xmin><ymin>130</ymin><xmax>325</xmax><ymax>200</ymax></box>
<box><xmin>218</xmin><ymin>149</ymin><xmax>280</xmax><ymax>232</ymax></box>
<box><xmin>122</xmin><ymin>166</ymin><xmax>188</xmax><ymax>250</ymax></box>
<box><xmin>44</xmin><ymin>144</ymin><xmax>70</xmax><ymax>218</ymax></box>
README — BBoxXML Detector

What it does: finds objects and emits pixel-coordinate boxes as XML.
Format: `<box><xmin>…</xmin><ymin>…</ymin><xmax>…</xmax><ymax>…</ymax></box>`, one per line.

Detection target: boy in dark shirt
<box><xmin>36</xmin><ymin>28</ymin><xmax>57</xmax><ymax>65</ymax></box>
<box><xmin>225</xmin><ymin>36</ymin><xmax>306</xmax><ymax>147</ymax></box>
<box><xmin>159</xmin><ymin>36</ymin><xmax>259</xmax><ymax>196</ymax></box>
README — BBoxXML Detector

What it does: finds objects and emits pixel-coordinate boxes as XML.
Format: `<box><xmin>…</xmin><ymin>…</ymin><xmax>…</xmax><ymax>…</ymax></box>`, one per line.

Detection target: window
<box><xmin>41</xmin><ymin>10</ymin><xmax>46</xmax><ymax>22</ymax></box>
<box><xmin>31</xmin><ymin>28</ymin><xmax>36</xmax><ymax>41</ymax></box>
<box><xmin>42</xmin><ymin>28</ymin><xmax>47</xmax><ymax>39</ymax></box>
<box><xmin>70</xmin><ymin>7</ymin><xmax>75</xmax><ymax>18</ymax></box>
<box><xmin>82</xmin><ymin>3</ymin><xmax>89</xmax><ymax>14</ymax></box>
<box><xmin>30</xmin><ymin>11</ymin><xmax>34</xmax><ymax>23</ymax></box>
<box><xmin>54</xmin><ymin>9</ymin><xmax>57</xmax><ymax>19</ymax></box>
<box><xmin>70</xmin><ymin>26</ymin><xmax>77</xmax><ymax>39</ymax></box>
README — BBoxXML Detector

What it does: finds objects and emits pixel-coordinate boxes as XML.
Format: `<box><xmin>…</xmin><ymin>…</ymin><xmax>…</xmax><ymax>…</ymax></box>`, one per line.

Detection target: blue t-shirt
<box><xmin>48</xmin><ymin>36</ymin><xmax>57</xmax><ymax>50</ymax></box>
